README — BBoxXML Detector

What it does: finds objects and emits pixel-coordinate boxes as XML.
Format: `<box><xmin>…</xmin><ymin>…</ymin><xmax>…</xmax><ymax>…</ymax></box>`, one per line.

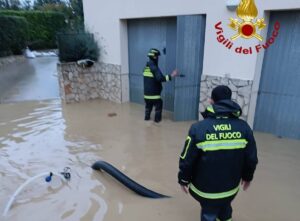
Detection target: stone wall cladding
<box><xmin>0</xmin><ymin>56</ymin><xmax>25</xmax><ymax>68</ymax></box>
<box><xmin>58</xmin><ymin>62</ymin><xmax>122</xmax><ymax>103</ymax></box>
<box><xmin>199</xmin><ymin>75</ymin><xmax>253</xmax><ymax>121</ymax></box>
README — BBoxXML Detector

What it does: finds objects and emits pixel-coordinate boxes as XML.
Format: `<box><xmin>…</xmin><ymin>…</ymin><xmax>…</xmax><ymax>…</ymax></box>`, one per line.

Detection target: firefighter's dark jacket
<box><xmin>143</xmin><ymin>59</ymin><xmax>171</xmax><ymax>99</ymax></box>
<box><xmin>178</xmin><ymin>100</ymin><xmax>258</xmax><ymax>200</ymax></box>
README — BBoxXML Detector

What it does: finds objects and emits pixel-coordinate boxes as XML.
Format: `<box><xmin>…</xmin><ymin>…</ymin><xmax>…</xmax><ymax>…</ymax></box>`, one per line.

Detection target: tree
<box><xmin>23</xmin><ymin>0</ymin><xmax>32</xmax><ymax>10</ymax></box>
<box><xmin>34</xmin><ymin>0</ymin><xmax>62</xmax><ymax>9</ymax></box>
<box><xmin>70</xmin><ymin>0</ymin><xmax>83</xmax><ymax>19</ymax></box>
<box><xmin>0</xmin><ymin>0</ymin><xmax>7</xmax><ymax>9</ymax></box>
<box><xmin>32</xmin><ymin>0</ymin><xmax>84</xmax><ymax>29</ymax></box>
<box><xmin>10</xmin><ymin>0</ymin><xmax>21</xmax><ymax>9</ymax></box>
<box><xmin>69</xmin><ymin>0</ymin><xmax>84</xmax><ymax>28</ymax></box>
<box><xmin>0</xmin><ymin>0</ymin><xmax>20</xmax><ymax>9</ymax></box>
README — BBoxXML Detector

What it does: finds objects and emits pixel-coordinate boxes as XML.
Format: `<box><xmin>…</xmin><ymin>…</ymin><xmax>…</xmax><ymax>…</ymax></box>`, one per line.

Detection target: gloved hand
<box><xmin>171</xmin><ymin>69</ymin><xmax>178</xmax><ymax>77</ymax></box>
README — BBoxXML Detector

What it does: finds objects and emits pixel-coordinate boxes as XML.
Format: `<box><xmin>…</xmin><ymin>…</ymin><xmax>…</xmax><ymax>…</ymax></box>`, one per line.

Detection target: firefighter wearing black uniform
<box><xmin>143</xmin><ymin>48</ymin><xmax>177</xmax><ymax>122</ymax></box>
<box><xmin>178</xmin><ymin>85</ymin><xmax>258</xmax><ymax>221</ymax></box>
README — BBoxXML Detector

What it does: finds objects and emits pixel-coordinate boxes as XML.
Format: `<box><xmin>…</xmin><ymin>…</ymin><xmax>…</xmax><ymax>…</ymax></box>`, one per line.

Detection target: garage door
<box><xmin>128</xmin><ymin>18</ymin><xmax>176</xmax><ymax>112</ymax></box>
<box><xmin>254</xmin><ymin>11</ymin><xmax>300</xmax><ymax>139</ymax></box>
<box><xmin>174</xmin><ymin>15</ymin><xmax>206</xmax><ymax>121</ymax></box>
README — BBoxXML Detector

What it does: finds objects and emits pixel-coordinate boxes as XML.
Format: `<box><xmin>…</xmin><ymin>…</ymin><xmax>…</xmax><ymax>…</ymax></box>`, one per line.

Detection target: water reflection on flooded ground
<box><xmin>0</xmin><ymin>99</ymin><xmax>299</xmax><ymax>221</ymax></box>
<box><xmin>0</xmin><ymin>57</ymin><xmax>59</xmax><ymax>103</ymax></box>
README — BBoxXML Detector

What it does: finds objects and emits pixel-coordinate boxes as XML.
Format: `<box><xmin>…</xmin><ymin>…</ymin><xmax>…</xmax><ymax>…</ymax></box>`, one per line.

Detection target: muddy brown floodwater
<box><xmin>0</xmin><ymin>99</ymin><xmax>300</xmax><ymax>221</ymax></box>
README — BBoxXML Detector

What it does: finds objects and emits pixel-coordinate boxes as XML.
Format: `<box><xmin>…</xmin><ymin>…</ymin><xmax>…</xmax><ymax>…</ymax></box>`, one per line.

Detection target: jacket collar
<box><xmin>201</xmin><ymin>100</ymin><xmax>242</xmax><ymax>119</ymax></box>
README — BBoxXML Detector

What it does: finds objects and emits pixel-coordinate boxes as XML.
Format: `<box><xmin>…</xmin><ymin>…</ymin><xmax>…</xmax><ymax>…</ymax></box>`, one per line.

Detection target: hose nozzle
<box><xmin>60</xmin><ymin>167</ymin><xmax>71</xmax><ymax>180</ymax></box>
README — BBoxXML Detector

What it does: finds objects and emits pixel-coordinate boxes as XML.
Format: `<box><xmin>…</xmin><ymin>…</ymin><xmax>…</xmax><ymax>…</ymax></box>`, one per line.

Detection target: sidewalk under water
<box><xmin>0</xmin><ymin>99</ymin><xmax>299</xmax><ymax>221</ymax></box>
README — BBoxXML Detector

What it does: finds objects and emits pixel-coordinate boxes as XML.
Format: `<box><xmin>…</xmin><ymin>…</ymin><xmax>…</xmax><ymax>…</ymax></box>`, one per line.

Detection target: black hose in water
<box><xmin>92</xmin><ymin>161</ymin><xmax>170</xmax><ymax>199</ymax></box>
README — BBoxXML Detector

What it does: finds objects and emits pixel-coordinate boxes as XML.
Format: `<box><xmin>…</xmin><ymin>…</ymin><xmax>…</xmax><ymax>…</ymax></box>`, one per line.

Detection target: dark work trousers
<box><xmin>144</xmin><ymin>98</ymin><xmax>163</xmax><ymax>122</ymax></box>
<box><xmin>190</xmin><ymin>190</ymin><xmax>236</xmax><ymax>221</ymax></box>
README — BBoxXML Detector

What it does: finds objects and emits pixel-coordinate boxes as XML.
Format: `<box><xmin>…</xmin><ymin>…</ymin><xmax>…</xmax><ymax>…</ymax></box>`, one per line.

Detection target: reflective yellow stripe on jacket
<box><xmin>189</xmin><ymin>184</ymin><xmax>239</xmax><ymax>199</ymax></box>
<box><xmin>196</xmin><ymin>139</ymin><xmax>247</xmax><ymax>152</ymax></box>
<box><xmin>144</xmin><ymin>95</ymin><xmax>161</xmax><ymax>99</ymax></box>
<box><xmin>143</xmin><ymin>67</ymin><xmax>154</xmax><ymax>78</ymax></box>
<box><xmin>180</xmin><ymin>136</ymin><xmax>192</xmax><ymax>159</ymax></box>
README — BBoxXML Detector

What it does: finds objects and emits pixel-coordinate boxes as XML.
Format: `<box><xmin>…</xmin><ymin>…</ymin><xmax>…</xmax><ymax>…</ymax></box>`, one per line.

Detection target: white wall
<box><xmin>83</xmin><ymin>0</ymin><xmax>300</xmax><ymax>80</ymax></box>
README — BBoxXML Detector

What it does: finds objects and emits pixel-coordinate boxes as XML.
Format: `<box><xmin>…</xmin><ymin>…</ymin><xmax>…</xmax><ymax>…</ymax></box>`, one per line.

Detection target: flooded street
<box><xmin>0</xmin><ymin>99</ymin><xmax>300</xmax><ymax>221</ymax></box>
<box><xmin>0</xmin><ymin>56</ymin><xmax>300</xmax><ymax>221</ymax></box>
<box><xmin>0</xmin><ymin>57</ymin><xmax>59</xmax><ymax>103</ymax></box>
<box><xmin>0</xmin><ymin>100</ymin><xmax>196</xmax><ymax>221</ymax></box>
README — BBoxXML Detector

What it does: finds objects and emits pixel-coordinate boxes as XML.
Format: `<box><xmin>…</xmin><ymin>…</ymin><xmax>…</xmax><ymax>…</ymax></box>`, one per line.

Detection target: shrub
<box><xmin>0</xmin><ymin>15</ymin><xmax>28</xmax><ymax>57</ymax></box>
<box><xmin>0</xmin><ymin>10</ymin><xmax>66</xmax><ymax>49</ymax></box>
<box><xmin>57</xmin><ymin>31</ymin><xmax>100</xmax><ymax>62</ymax></box>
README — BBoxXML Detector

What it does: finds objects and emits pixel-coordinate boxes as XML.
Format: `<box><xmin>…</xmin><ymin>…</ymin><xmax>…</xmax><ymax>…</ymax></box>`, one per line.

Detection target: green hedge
<box><xmin>57</xmin><ymin>32</ymin><xmax>100</xmax><ymax>62</ymax></box>
<box><xmin>0</xmin><ymin>15</ymin><xmax>28</xmax><ymax>57</ymax></box>
<box><xmin>0</xmin><ymin>10</ymin><xmax>66</xmax><ymax>50</ymax></box>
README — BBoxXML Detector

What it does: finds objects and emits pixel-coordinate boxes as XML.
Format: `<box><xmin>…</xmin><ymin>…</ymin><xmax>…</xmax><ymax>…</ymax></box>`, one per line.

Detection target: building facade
<box><xmin>82</xmin><ymin>0</ymin><xmax>300</xmax><ymax>139</ymax></box>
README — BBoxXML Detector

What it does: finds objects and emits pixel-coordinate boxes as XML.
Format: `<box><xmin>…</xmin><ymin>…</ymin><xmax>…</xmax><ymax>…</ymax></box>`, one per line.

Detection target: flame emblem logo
<box><xmin>229</xmin><ymin>0</ymin><xmax>266</xmax><ymax>41</ymax></box>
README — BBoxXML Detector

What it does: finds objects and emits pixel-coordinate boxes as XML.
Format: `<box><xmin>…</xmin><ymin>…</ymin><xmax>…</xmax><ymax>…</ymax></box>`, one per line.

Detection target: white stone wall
<box><xmin>58</xmin><ymin>62</ymin><xmax>123</xmax><ymax>103</ymax></box>
<box><xmin>199</xmin><ymin>75</ymin><xmax>253</xmax><ymax>121</ymax></box>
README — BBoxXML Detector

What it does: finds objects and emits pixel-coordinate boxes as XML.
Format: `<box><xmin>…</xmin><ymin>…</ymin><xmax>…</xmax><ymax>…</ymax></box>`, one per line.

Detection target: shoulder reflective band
<box><xmin>144</xmin><ymin>95</ymin><xmax>161</xmax><ymax>99</ymax></box>
<box><xmin>189</xmin><ymin>184</ymin><xmax>239</xmax><ymax>199</ymax></box>
<box><xmin>143</xmin><ymin>72</ymin><xmax>154</xmax><ymax>78</ymax></box>
<box><xmin>207</xmin><ymin>106</ymin><xmax>215</xmax><ymax>113</ymax></box>
<box><xmin>233</xmin><ymin>111</ymin><xmax>241</xmax><ymax>117</ymax></box>
<box><xmin>143</xmin><ymin>67</ymin><xmax>154</xmax><ymax>78</ymax></box>
<box><xmin>165</xmin><ymin>75</ymin><xmax>170</xmax><ymax>81</ymax></box>
<box><xmin>196</xmin><ymin>139</ymin><xmax>247</xmax><ymax>151</ymax></box>
<box><xmin>180</xmin><ymin>136</ymin><xmax>192</xmax><ymax>159</ymax></box>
